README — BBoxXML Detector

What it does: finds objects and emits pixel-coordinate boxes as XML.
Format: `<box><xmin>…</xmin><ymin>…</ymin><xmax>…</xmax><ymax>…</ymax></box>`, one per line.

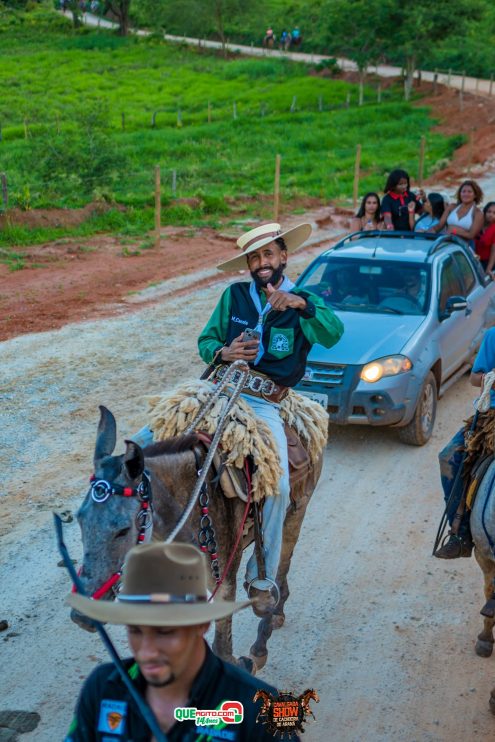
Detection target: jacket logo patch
<box><xmin>98</xmin><ymin>700</ymin><xmax>127</xmax><ymax>735</ymax></box>
<box><xmin>108</xmin><ymin>713</ymin><xmax>123</xmax><ymax>731</ymax></box>
<box><xmin>268</xmin><ymin>327</ymin><xmax>294</xmax><ymax>359</ymax></box>
<box><xmin>271</xmin><ymin>333</ymin><xmax>290</xmax><ymax>352</ymax></box>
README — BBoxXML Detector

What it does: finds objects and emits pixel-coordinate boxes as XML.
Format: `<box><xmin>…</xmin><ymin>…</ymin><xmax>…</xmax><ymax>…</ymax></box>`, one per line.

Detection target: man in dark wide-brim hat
<box><xmin>65</xmin><ymin>542</ymin><xmax>285</xmax><ymax>741</ymax></box>
<box><xmin>198</xmin><ymin>222</ymin><xmax>343</xmax><ymax>608</ymax></box>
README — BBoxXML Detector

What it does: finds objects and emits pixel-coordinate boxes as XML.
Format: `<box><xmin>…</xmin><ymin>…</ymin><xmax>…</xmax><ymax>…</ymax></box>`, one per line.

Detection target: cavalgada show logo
<box><xmin>254</xmin><ymin>688</ymin><xmax>319</xmax><ymax>738</ymax></box>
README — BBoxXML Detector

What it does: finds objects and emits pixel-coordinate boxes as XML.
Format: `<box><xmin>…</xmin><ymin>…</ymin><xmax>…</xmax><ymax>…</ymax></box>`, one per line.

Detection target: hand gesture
<box><xmin>407</xmin><ymin>201</ymin><xmax>416</xmax><ymax>213</ymax></box>
<box><xmin>221</xmin><ymin>333</ymin><xmax>258</xmax><ymax>363</ymax></box>
<box><xmin>266</xmin><ymin>283</ymin><xmax>307</xmax><ymax>311</ymax></box>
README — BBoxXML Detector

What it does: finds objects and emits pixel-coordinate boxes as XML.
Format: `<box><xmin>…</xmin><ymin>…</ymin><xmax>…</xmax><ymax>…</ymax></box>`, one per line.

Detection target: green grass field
<box><xmin>0</xmin><ymin>4</ymin><xmax>461</xmax><ymax>251</ymax></box>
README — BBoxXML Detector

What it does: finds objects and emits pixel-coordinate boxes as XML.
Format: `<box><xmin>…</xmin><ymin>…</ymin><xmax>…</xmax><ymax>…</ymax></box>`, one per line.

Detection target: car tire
<box><xmin>398</xmin><ymin>371</ymin><xmax>437</xmax><ymax>446</ymax></box>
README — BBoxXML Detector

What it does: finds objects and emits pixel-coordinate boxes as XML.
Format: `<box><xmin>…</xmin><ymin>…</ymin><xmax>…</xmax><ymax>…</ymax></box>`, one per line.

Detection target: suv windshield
<box><xmin>299</xmin><ymin>257</ymin><xmax>431</xmax><ymax>315</ymax></box>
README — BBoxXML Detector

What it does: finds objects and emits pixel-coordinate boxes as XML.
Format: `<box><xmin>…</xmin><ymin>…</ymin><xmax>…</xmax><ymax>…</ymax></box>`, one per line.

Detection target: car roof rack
<box><xmin>426</xmin><ymin>234</ymin><xmax>473</xmax><ymax>256</ymax></box>
<box><xmin>332</xmin><ymin>230</ymin><xmax>471</xmax><ymax>257</ymax></box>
<box><xmin>332</xmin><ymin>230</ymin><xmax>438</xmax><ymax>251</ymax></box>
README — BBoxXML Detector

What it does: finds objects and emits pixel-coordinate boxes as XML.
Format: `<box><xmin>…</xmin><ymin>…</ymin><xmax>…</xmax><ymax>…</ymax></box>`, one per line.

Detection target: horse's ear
<box><xmin>94</xmin><ymin>406</ymin><xmax>117</xmax><ymax>464</ymax></box>
<box><xmin>123</xmin><ymin>440</ymin><xmax>144</xmax><ymax>481</ymax></box>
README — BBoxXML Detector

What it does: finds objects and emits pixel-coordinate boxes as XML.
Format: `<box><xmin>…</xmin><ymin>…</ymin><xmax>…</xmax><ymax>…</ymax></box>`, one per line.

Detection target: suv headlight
<box><xmin>360</xmin><ymin>355</ymin><xmax>412</xmax><ymax>383</ymax></box>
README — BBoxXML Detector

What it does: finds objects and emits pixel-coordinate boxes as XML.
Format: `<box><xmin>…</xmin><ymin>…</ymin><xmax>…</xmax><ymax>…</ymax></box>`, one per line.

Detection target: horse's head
<box><xmin>71</xmin><ymin>406</ymin><xmax>151</xmax><ymax>632</ymax></box>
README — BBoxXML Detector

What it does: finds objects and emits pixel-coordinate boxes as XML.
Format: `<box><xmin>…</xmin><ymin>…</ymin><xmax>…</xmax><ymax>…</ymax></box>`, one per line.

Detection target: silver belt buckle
<box><xmin>249</xmin><ymin>375</ymin><xmax>263</xmax><ymax>392</ymax></box>
<box><xmin>262</xmin><ymin>379</ymin><xmax>276</xmax><ymax>395</ymax></box>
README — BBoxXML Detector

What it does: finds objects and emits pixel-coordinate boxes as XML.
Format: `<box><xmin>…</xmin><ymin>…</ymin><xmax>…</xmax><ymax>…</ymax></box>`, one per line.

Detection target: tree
<box><xmin>139</xmin><ymin>0</ymin><xmax>259</xmax><ymax>55</ymax></box>
<box><xmin>320</xmin><ymin>0</ymin><xmax>392</xmax><ymax>103</ymax></box>
<box><xmin>384</xmin><ymin>0</ymin><xmax>486</xmax><ymax>99</ymax></box>
<box><xmin>105</xmin><ymin>0</ymin><xmax>131</xmax><ymax>36</ymax></box>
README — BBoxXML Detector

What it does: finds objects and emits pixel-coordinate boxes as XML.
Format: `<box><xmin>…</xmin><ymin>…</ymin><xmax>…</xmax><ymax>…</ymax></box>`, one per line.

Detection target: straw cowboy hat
<box><xmin>67</xmin><ymin>543</ymin><xmax>250</xmax><ymax>626</ymax></box>
<box><xmin>217</xmin><ymin>222</ymin><xmax>312</xmax><ymax>272</ymax></box>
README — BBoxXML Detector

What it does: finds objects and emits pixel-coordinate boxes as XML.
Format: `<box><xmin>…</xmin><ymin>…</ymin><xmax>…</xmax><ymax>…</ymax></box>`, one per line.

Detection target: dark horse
<box><xmin>71</xmin><ymin>406</ymin><xmax>323</xmax><ymax>672</ymax></box>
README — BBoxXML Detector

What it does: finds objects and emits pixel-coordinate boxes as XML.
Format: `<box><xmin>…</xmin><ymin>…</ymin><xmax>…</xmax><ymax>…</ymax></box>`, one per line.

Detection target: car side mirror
<box><xmin>440</xmin><ymin>295</ymin><xmax>467</xmax><ymax>320</ymax></box>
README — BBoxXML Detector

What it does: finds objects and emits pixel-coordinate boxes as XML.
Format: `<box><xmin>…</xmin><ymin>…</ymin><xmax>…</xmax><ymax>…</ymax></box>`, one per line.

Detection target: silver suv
<box><xmin>295</xmin><ymin>231</ymin><xmax>495</xmax><ymax>445</ymax></box>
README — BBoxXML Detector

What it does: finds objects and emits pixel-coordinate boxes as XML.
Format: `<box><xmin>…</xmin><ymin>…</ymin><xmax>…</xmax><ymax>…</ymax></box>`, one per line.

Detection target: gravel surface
<box><xmin>2</xmin><ymin>251</ymin><xmax>495</xmax><ymax>741</ymax></box>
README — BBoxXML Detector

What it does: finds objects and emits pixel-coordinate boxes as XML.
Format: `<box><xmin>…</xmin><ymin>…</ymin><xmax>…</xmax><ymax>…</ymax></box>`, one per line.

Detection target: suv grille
<box><xmin>303</xmin><ymin>363</ymin><xmax>346</xmax><ymax>387</ymax></box>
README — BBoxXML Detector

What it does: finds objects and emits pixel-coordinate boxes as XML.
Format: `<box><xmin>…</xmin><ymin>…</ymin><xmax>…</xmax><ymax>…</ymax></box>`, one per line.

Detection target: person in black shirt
<box><xmin>381</xmin><ymin>169</ymin><xmax>425</xmax><ymax>231</ymax></box>
<box><xmin>66</xmin><ymin>543</ymin><xmax>289</xmax><ymax>742</ymax></box>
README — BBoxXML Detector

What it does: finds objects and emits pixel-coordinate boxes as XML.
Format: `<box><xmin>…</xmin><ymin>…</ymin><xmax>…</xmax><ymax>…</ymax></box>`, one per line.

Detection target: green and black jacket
<box><xmin>198</xmin><ymin>282</ymin><xmax>344</xmax><ymax>387</ymax></box>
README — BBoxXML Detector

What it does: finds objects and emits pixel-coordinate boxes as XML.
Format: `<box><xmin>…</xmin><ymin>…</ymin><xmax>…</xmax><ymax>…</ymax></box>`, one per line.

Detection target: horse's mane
<box><xmin>143</xmin><ymin>434</ymin><xmax>199</xmax><ymax>457</ymax></box>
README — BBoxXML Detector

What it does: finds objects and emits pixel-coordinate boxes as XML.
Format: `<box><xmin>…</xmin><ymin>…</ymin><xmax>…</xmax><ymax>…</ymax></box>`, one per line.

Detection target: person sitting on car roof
<box><xmin>381</xmin><ymin>169</ymin><xmax>425</xmax><ymax>232</ymax></box>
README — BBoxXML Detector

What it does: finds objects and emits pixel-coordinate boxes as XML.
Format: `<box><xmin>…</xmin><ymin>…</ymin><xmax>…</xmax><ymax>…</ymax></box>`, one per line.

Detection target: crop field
<box><xmin>0</xmin><ymin>4</ymin><xmax>460</xmax><ymax>249</ymax></box>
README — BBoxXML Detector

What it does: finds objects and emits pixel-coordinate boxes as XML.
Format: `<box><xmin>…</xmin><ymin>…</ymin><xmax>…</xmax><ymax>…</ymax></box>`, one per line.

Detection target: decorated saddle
<box><xmin>146</xmin><ymin>381</ymin><xmax>329</xmax><ymax>503</ymax></box>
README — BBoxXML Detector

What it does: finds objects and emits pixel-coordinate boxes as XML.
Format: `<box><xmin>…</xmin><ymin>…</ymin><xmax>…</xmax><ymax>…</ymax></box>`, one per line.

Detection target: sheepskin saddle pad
<box><xmin>146</xmin><ymin>380</ymin><xmax>328</xmax><ymax>503</ymax></box>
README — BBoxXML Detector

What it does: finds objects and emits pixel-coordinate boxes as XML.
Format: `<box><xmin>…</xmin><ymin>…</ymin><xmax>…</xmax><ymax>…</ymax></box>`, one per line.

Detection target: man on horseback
<box><xmin>435</xmin><ymin>327</ymin><xmax>495</xmax><ymax>559</ymax></box>
<box><xmin>198</xmin><ymin>222</ymin><xmax>344</xmax><ymax>605</ymax></box>
<box><xmin>66</xmin><ymin>542</ymin><xmax>284</xmax><ymax>741</ymax></box>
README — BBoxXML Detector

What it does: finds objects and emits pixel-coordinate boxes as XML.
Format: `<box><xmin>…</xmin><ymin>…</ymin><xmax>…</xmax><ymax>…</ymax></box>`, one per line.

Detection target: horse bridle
<box><xmin>73</xmin><ymin>470</ymin><xmax>153</xmax><ymax>600</ymax></box>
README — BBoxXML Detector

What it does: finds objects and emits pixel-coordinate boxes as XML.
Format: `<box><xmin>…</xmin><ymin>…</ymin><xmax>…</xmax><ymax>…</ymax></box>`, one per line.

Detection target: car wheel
<box><xmin>398</xmin><ymin>371</ymin><xmax>437</xmax><ymax>446</ymax></box>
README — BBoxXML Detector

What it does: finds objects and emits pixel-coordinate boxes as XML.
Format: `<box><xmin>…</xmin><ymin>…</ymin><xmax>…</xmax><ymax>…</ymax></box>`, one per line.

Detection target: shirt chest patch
<box><xmin>268</xmin><ymin>327</ymin><xmax>294</xmax><ymax>358</ymax></box>
<box><xmin>98</xmin><ymin>700</ymin><xmax>127</xmax><ymax>736</ymax></box>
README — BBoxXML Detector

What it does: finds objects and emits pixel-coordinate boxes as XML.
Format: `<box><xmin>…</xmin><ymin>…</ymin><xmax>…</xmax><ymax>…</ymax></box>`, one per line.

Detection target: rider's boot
<box><xmin>434</xmin><ymin>511</ymin><xmax>473</xmax><ymax>559</ymax></box>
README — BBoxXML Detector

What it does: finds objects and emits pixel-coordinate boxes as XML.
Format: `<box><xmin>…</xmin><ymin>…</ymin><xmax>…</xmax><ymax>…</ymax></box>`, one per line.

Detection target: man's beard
<box><xmin>146</xmin><ymin>672</ymin><xmax>176</xmax><ymax>688</ymax></box>
<box><xmin>251</xmin><ymin>263</ymin><xmax>286</xmax><ymax>289</ymax></box>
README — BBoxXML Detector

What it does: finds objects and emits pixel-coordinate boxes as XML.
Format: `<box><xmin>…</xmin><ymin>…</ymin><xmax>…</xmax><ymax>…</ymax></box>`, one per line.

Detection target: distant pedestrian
<box><xmin>290</xmin><ymin>27</ymin><xmax>302</xmax><ymax>48</ymax></box>
<box><xmin>263</xmin><ymin>27</ymin><xmax>275</xmax><ymax>48</ymax></box>
<box><xmin>279</xmin><ymin>30</ymin><xmax>291</xmax><ymax>51</ymax></box>
<box><xmin>381</xmin><ymin>169</ymin><xmax>425</xmax><ymax>231</ymax></box>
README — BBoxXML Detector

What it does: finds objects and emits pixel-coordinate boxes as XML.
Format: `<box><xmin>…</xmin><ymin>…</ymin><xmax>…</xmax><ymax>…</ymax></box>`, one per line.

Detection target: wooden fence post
<box><xmin>433</xmin><ymin>71</ymin><xmax>438</xmax><ymax>96</ymax></box>
<box><xmin>274</xmin><ymin>154</ymin><xmax>281</xmax><ymax>221</ymax></box>
<box><xmin>418</xmin><ymin>136</ymin><xmax>426</xmax><ymax>187</ymax></box>
<box><xmin>468</xmin><ymin>130</ymin><xmax>474</xmax><ymax>176</ymax></box>
<box><xmin>377</xmin><ymin>83</ymin><xmax>381</xmax><ymax>103</ymax></box>
<box><xmin>177</xmin><ymin>107</ymin><xmax>182</xmax><ymax>128</ymax></box>
<box><xmin>358</xmin><ymin>80</ymin><xmax>363</xmax><ymax>106</ymax></box>
<box><xmin>353</xmin><ymin>144</ymin><xmax>362</xmax><ymax>209</ymax></box>
<box><xmin>318</xmin><ymin>96</ymin><xmax>323</xmax><ymax>112</ymax></box>
<box><xmin>154</xmin><ymin>165</ymin><xmax>161</xmax><ymax>247</ymax></box>
<box><xmin>23</xmin><ymin>119</ymin><xmax>29</xmax><ymax>139</ymax></box>
<box><xmin>459</xmin><ymin>89</ymin><xmax>464</xmax><ymax>112</ymax></box>
<box><xmin>346</xmin><ymin>91</ymin><xmax>351</xmax><ymax>108</ymax></box>
<box><xmin>0</xmin><ymin>173</ymin><xmax>8</xmax><ymax>209</ymax></box>
<box><xmin>172</xmin><ymin>169</ymin><xmax>177</xmax><ymax>197</ymax></box>
<box><xmin>290</xmin><ymin>96</ymin><xmax>297</xmax><ymax>112</ymax></box>
<box><xmin>233</xmin><ymin>102</ymin><xmax>237</xmax><ymax>120</ymax></box>
<box><xmin>461</xmin><ymin>71</ymin><xmax>466</xmax><ymax>93</ymax></box>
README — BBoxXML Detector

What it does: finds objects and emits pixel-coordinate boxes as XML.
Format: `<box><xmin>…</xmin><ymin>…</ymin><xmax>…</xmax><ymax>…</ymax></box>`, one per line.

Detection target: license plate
<box><xmin>299</xmin><ymin>391</ymin><xmax>328</xmax><ymax>408</ymax></box>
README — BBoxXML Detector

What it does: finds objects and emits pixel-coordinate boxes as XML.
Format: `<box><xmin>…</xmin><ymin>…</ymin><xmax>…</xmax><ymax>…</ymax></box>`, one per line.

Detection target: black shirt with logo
<box><xmin>65</xmin><ymin>643</ymin><xmax>298</xmax><ymax>741</ymax></box>
<box><xmin>381</xmin><ymin>190</ymin><xmax>422</xmax><ymax>231</ymax></box>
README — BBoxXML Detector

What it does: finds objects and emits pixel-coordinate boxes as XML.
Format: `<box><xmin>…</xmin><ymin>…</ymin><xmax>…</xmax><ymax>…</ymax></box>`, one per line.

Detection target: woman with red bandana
<box><xmin>381</xmin><ymin>169</ymin><xmax>425</xmax><ymax>231</ymax></box>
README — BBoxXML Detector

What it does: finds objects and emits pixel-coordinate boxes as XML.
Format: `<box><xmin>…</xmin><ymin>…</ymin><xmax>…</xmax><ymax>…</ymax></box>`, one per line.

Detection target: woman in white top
<box><xmin>434</xmin><ymin>179</ymin><xmax>484</xmax><ymax>241</ymax></box>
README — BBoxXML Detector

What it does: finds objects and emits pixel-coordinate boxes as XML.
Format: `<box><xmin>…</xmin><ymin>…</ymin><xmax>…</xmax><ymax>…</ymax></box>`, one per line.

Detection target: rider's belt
<box><xmin>213</xmin><ymin>364</ymin><xmax>289</xmax><ymax>404</ymax></box>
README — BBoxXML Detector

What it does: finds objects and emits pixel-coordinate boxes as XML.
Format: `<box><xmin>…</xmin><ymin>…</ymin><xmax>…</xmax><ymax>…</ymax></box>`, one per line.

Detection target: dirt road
<box><xmin>2</xmin><ymin>244</ymin><xmax>495</xmax><ymax>741</ymax></box>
